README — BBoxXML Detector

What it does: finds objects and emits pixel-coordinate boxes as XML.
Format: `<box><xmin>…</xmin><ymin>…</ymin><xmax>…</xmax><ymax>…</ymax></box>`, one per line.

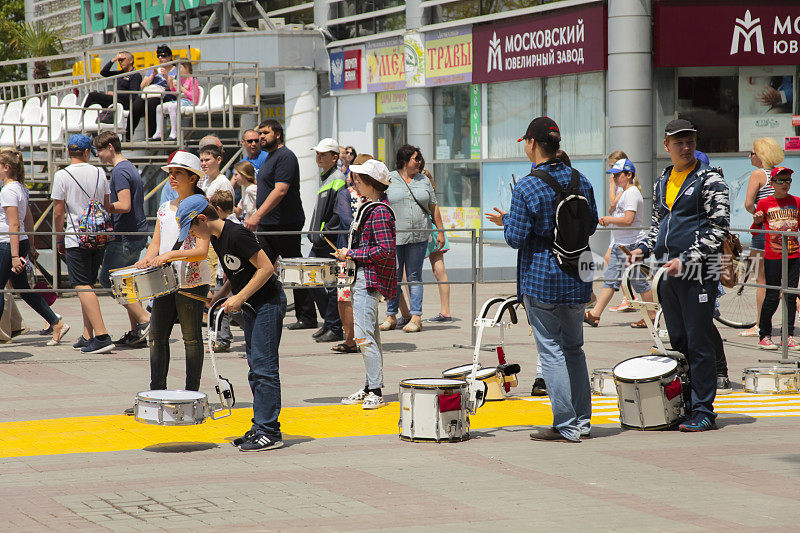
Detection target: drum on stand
<box><xmin>110</xmin><ymin>264</ymin><xmax>178</xmax><ymax>304</ymax></box>
<box><xmin>591</xmin><ymin>368</ymin><xmax>617</xmax><ymax>396</ymax></box>
<box><xmin>277</xmin><ymin>258</ymin><xmax>339</xmax><ymax>287</ymax></box>
<box><xmin>612</xmin><ymin>355</ymin><xmax>686</xmax><ymax>430</ymax></box>
<box><xmin>399</xmin><ymin>378</ymin><xmax>469</xmax><ymax>442</ymax></box>
<box><xmin>134</xmin><ymin>390</ymin><xmax>210</xmax><ymax>425</ymax></box>
<box><xmin>743</xmin><ymin>367</ymin><xmax>800</xmax><ymax>394</ymax></box>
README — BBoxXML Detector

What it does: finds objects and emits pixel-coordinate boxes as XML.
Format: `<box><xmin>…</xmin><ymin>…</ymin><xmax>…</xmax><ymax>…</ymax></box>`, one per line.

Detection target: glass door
<box><xmin>374</xmin><ymin>118</ymin><xmax>406</xmax><ymax>170</ymax></box>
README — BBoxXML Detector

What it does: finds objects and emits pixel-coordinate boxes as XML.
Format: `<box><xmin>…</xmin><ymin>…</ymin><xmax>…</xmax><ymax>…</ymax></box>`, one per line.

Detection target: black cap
<box><xmin>156</xmin><ymin>44</ymin><xmax>173</xmax><ymax>58</ymax></box>
<box><xmin>518</xmin><ymin>116</ymin><xmax>560</xmax><ymax>143</ymax></box>
<box><xmin>665</xmin><ymin>119</ymin><xmax>697</xmax><ymax>136</ymax></box>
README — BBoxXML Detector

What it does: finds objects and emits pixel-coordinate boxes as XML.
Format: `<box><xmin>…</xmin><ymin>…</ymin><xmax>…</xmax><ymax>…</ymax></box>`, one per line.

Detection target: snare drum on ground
<box><xmin>399</xmin><ymin>378</ymin><xmax>469</xmax><ymax>442</ymax></box>
<box><xmin>743</xmin><ymin>367</ymin><xmax>800</xmax><ymax>394</ymax></box>
<box><xmin>442</xmin><ymin>363</ymin><xmax>483</xmax><ymax>381</ymax></box>
<box><xmin>591</xmin><ymin>368</ymin><xmax>617</xmax><ymax>396</ymax></box>
<box><xmin>475</xmin><ymin>368</ymin><xmax>505</xmax><ymax>401</ymax></box>
<box><xmin>110</xmin><ymin>264</ymin><xmax>178</xmax><ymax>304</ymax></box>
<box><xmin>134</xmin><ymin>390</ymin><xmax>209</xmax><ymax>426</ymax></box>
<box><xmin>613</xmin><ymin>355</ymin><xmax>686</xmax><ymax>430</ymax></box>
<box><xmin>277</xmin><ymin>258</ymin><xmax>339</xmax><ymax>287</ymax></box>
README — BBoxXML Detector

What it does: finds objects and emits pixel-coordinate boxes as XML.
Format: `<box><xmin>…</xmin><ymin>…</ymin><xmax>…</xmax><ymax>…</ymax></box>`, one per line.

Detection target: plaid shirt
<box><xmin>346</xmin><ymin>198</ymin><xmax>397</xmax><ymax>300</ymax></box>
<box><xmin>501</xmin><ymin>160</ymin><xmax>598</xmax><ymax>304</ymax></box>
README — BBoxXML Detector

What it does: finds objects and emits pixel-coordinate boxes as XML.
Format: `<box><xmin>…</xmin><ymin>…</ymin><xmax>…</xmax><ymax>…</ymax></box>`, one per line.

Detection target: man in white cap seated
<box><xmin>307</xmin><ymin>138</ymin><xmax>347</xmax><ymax>343</ymax></box>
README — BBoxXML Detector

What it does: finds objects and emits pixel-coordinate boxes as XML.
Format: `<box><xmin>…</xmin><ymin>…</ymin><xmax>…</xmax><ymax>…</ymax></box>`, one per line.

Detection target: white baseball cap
<box><xmin>349</xmin><ymin>159</ymin><xmax>391</xmax><ymax>186</ymax></box>
<box><xmin>311</xmin><ymin>138</ymin><xmax>340</xmax><ymax>153</ymax></box>
<box><xmin>161</xmin><ymin>150</ymin><xmax>203</xmax><ymax>177</ymax></box>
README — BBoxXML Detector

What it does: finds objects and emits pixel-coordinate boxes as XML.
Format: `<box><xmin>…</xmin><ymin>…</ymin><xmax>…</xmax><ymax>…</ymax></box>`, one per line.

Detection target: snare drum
<box><xmin>399</xmin><ymin>378</ymin><xmax>469</xmax><ymax>442</ymax></box>
<box><xmin>109</xmin><ymin>264</ymin><xmax>178</xmax><ymax>304</ymax></box>
<box><xmin>591</xmin><ymin>368</ymin><xmax>617</xmax><ymax>396</ymax></box>
<box><xmin>613</xmin><ymin>355</ymin><xmax>685</xmax><ymax>430</ymax></box>
<box><xmin>475</xmin><ymin>368</ymin><xmax>505</xmax><ymax>401</ymax></box>
<box><xmin>442</xmin><ymin>363</ymin><xmax>483</xmax><ymax>380</ymax></box>
<box><xmin>277</xmin><ymin>258</ymin><xmax>338</xmax><ymax>287</ymax></box>
<box><xmin>336</xmin><ymin>259</ymin><xmax>356</xmax><ymax>287</ymax></box>
<box><xmin>134</xmin><ymin>390</ymin><xmax>209</xmax><ymax>426</ymax></box>
<box><xmin>743</xmin><ymin>367</ymin><xmax>800</xmax><ymax>394</ymax></box>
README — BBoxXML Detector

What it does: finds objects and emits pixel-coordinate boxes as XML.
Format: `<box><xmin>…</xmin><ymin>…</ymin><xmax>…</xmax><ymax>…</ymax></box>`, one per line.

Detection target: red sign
<box><xmin>655</xmin><ymin>3</ymin><xmax>800</xmax><ymax>67</ymax></box>
<box><xmin>792</xmin><ymin>115</ymin><xmax>800</xmax><ymax>127</ymax></box>
<box><xmin>343</xmin><ymin>49</ymin><xmax>361</xmax><ymax>90</ymax></box>
<box><xmin>472</xmin><ymin>4</ymin><xmax>606</xmax><ymax>84</ymax></box>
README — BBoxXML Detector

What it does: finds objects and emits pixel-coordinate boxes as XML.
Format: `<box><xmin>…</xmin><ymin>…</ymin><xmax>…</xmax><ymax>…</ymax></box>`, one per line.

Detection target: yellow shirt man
<box><xmin>665</xmin><ymin>167</ymin><xmax>692</xmax><ymax>209</ymax></box>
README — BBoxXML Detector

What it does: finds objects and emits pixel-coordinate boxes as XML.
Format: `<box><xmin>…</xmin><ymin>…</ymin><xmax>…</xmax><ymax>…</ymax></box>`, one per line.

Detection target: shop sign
<box><xmin>786</xmin><ymin>137</ymin><xmax>800</xmax><ymax>151</ymax></box>
<box><xmin>469</xmin><ymin>84</ymin><xmax>481</xmax><ymax>159</ymax></box>
<box><xmin>425</xmin><ymin>27</ymin><xmax>472</xmax><ymax>87</ymax></box>
<box><xmin>82</xmin><ymin>0</ymin><xmax>222</xmax><ymax>33</ymax></box>
<box><xmin>405</xmin><ymin>33</ymin><xmax>426</xmax><ymax>88</ymax></box>
<box><xmin>262</xmin><ymin>104</ymin><xmax>284</xmax><ymax>120</ymax></box>
<box><xmin>376</xmin><ymin>90</ymin><xmax>407</xmax><ymax>115</ymax></box>
<box><xmin>330</xmin><ymin>49</ymin><xmax>362</xmax><ymax>92</ymax></box>
<box><xmin>472</xmin><ymin>4</ymin><xmax>606</xmax><ymax>84</ymax></box>
<box><xmin>655</xmin><ymin>3</ymin><xmax>800</xmax><ymax>67</ymax></box>
<box><xmin>367</xmin><ymin>38</ymin><xmax>405</xmax><ymax>92</ymax></box>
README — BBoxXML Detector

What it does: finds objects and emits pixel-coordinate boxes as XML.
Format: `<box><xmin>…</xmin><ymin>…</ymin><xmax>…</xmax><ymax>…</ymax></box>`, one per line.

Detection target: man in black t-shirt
<box><xmin>181</xmin><ymin>196</ymin><xmax>286</xmax><ymax>452</ymax></box>
<box><xmin>244</xmin><ymin>119</ymin><xmax>317</xmax><ymax>330</ymax></box>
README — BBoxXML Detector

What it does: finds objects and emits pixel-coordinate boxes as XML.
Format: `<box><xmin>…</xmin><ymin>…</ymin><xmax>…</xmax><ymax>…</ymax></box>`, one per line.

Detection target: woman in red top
<box><xmin>334</xmin><ymin>159</ymin><xmax>396</xmax><ymax>410</ymax></box>
<box><xmin>753</xmin><ymin>166</ymin><xmax>800</xmax><ymax>349</ymax></box>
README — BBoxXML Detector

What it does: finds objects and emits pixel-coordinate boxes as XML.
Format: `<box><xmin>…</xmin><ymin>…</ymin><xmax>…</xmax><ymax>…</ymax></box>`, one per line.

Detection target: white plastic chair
<box><xmin>0</xmin><ymin>105</ymin><xmax>21</xmax><ymax>146</ymax></box>
<box><xmin>20</xmin><ymin>97</ymin><xmax>41</xmax><ymax>121</ymax></box>
<box><xmin>181</xmin><ymin>86</ymin><xmax>206</xmax><ymax>115</ymax></box>
<box><xmin>194</xmin><ymin>84</ymin><xmax>227</xmax><ymax>113</ymax></box>
<box><xmin>83</xmin><ymin>104</ymin><xmax>101</xmax><ymax>133</ymax></box>
<box><xmin>46</xmin><ymin>116</ymin><xmax>64</xmax><ymax>144</ymax></box>
<box><xmin>230</xmin><ymin>83</ymin><xmax>249</xmax><ymax>106</ymax></box>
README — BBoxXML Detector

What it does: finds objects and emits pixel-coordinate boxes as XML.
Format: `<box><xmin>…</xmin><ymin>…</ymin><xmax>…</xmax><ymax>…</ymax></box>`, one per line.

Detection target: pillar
<box><xmin>283</xmin><ymin>70</ymin><xmax>320</xmax><ymax>224</ymax></box>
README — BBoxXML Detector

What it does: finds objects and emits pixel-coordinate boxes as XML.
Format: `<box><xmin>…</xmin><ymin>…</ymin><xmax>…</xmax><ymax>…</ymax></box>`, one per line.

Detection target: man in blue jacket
<box><xmin>630</xmin><ymin>119</ymin><xmax>730</xmax><ymax>432</ymax></box>
<box><xmin>487</xmin><ymin>117</ymin><xmax>598</xmax><ymax>443</ymax></box>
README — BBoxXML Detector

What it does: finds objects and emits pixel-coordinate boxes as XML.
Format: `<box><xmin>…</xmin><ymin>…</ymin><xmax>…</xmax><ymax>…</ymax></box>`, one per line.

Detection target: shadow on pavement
<box><xmin>716</xmin><ymin>414</ymin><xmax>757</xmax><ymax>428</ymax></box>
<box><xmin>0</xmin><ymin>351</ymin><xmax>34</xmax><ymax>362</ymax></box>
<box><xmin>302</xmin><ymin>393</ymin><xmax>399</xmax><ymax>404</ymax></box>
<box><xmin>383</xmin><ymin>342</ymin><xmax>417</xmax><ymax>352</ymax></box>
<box><xmin>143</xmin><ymin>442</ymin><xmax>219</xmax><ymax>453</ymax></box>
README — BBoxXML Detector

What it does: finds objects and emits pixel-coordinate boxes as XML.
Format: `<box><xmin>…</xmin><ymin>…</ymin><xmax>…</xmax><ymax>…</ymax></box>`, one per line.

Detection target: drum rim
<box><xmin>620</xmin><ymin>420</ymin><xmax>682</xmax><ymax>431</ymax></box>
<box><xmin>592</xmin><ymin>368</ymin><xmax>613</xmax><ymax>374</ymax></box>
<box><xmin>399</xmin><ymin>434</ymin><xmax>469</xmax><ymax>442</ymax></box>
<box><xmin>277</xmin><ymin>257</ymin><xmax>337</xmax><ymax>265</ymax></box>
<box><xmin>612</xmin><ymin>355</ymin><xmax>680</xmax><ymax>383</ymax></box>
<box><xmin>136</xmin><ymin>389</ymin><xmax>208</xmax><ymax>401</ymax></box>
<box><xmin>742</xmin><ymin>367</ymin><xmax>800</xmax><ymax>375</ymax></box>
<box><xmin>475</xmin><ymin>368</ymin><xmax>499</xmax><ymax>378</ymax></box>
<box><xmin>442</xmin><ymin>363</ymin><xmax>482</xmax><ymax>376</ymax></box>
<box><xmin>109</xmin><ymin>265</ymin><xmax>166</xmax><ymax>275</ymax></box>
<box><xmin>400</xmin><ymin>378</ymin><xmax>467</xmax><ymax>389</ymax></box>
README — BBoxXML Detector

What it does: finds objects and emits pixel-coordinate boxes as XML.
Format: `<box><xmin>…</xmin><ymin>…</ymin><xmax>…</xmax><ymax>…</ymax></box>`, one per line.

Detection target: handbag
<box><xmin>720</xmin><ymin>233</ymin><xmax>742</xmax><ymax>289</ymax></box>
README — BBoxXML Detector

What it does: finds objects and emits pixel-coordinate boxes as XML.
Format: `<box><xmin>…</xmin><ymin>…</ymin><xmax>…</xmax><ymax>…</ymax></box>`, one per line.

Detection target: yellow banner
<box><xmin>376</xmin><ymin>90</ymin><xmax>407</xmax><ymax>115</ymax></box>
<box><xmin>424</xmin><ymin>28</ymin><xmax>472</xmax><ymax>86</ymax></box>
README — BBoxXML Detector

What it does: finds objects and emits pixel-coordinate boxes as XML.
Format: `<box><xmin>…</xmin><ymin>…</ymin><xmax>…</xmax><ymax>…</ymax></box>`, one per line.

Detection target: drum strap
<box><xmin>348</xmin><ymin>202</ymin><xmax>396</xmax><ymax>251</ymax></box>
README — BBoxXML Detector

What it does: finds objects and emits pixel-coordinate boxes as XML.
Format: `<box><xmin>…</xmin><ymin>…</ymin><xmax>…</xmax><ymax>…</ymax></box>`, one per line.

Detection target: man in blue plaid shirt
<box><xmin>486</xmin><ymin>117</ymin><xmax>598</xmax><ymax>443</ymax></box>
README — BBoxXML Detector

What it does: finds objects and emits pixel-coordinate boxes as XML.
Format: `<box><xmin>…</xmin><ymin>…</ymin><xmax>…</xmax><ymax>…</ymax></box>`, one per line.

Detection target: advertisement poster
<box><xmin>469</xmin><ymin>84</ymin><xmax>481</xmax><ymax>159</ymax></box>
<box><xmin>375</xmin><ymin>90</ymin><xmax>407</xmax><ymax>115</ymax></box>
<box><xmin>404</xmin><ymin>32</ymin><xmax>426</xmax><ymax>88</ymax></box>
<box><xmin>367</xmin><ymin>38</ymin><xmax>405</xmax><ymax>92</ymax></box>
<box><xmin>425</xmin><ymin>27</ymin><xmax>472</xmax><ymax>87</ymax></box>
<box><xmin>439</xmin><ymin>206</ymin><xmax>482</xmax><ymax>239</ymax></box>
<box><xmin>738</xmin><ymin>66</ymin><xmax>797</xmax><ymax>151</ymax></box>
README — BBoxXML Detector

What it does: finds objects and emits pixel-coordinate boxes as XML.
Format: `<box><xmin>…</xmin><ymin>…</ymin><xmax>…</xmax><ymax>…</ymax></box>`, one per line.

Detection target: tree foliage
<box><xmin>0</xmin><ymin>0</ymin><xmax>26</xmax><ymax>83</ymax></box>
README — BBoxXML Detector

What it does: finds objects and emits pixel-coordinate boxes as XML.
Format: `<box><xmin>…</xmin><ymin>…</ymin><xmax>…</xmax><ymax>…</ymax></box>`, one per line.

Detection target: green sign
<box><xmin>469</xmin><ymin>84</ymin><xmax>481</xmax><ymax>160</ymax></box>
<box><xmin>81</xmin><ymin>0</ymin><xmax>223</xmax><ymax>33</ymax></box>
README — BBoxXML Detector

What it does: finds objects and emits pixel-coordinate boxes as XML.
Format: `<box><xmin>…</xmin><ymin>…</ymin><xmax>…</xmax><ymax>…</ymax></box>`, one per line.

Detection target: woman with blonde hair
<box><xmin>0</xmin><ymin>149</ymin><xmax>69</xmax><ymax>345</ymax></box>
<box><xmin>233</xmin><ymin>160</ymin><xmax>257</xmax><ymax>220</ymax></box>
<box><xmin>741</xmin><ymin>137</ymin><xmax>785</xmax><ymax>337</ymax></box>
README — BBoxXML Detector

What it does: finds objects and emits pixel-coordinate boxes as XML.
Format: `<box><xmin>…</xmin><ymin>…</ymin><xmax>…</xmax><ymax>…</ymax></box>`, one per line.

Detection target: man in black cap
<box><xmin>133</xmin><ymin>44</ymin><xmax>178</xmax><ymax>139</ymax></box>
<box><xmin>629</xmin><ymin>119</ymin><xmax>730</xmax><ymax>432</ymax></box>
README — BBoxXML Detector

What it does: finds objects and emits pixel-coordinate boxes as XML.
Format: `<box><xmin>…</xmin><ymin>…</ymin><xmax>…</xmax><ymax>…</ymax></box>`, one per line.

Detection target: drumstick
<box><xmin>617</xmin><ymin>244</ymin><xmax>631</xmax><ymax>256</ymax></box>
<box><xmin>323</xmin><ymin>235</ymin><xmax>338</xmax><ymax>252</ymax></box>
<box><xmin>178</xmin><ymin>290</ymin><xmax>211</xmax><ymax>304</ymax></box>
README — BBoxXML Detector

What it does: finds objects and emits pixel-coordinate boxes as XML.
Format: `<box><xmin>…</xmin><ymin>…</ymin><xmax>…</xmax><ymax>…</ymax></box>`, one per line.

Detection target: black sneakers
<box><xmin>81</xmin><ymin>335</ymin><xmax>115</xmax><ymax>354</ymax></box>
<box><xmin>239</xmin><ymin>433</ymin><xmax>283</xmax><ymax>452</ymax></box>
<box><xmin>531</xmin><ymin>377</ymin><xmax>547</xmax><ymax>396</ymax></box>
<box><xmin>716</xmin><ymin>376</ymin><xmax>732</xmax><ymax>395</ymax></box>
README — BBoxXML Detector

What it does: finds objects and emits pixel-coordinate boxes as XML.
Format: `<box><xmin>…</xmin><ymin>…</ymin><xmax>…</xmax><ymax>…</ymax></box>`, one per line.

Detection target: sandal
<box><xmin>630</xmin><ymin>319</ymin><xmax>648</xmax><ymax>329</ymax></box>
<box><xmin>331</xmin><ymin>343</ymin><xmax>358</xmax><ymax>353</ymax></box>
<box><xmin>46</xmin><ymin>322</ymin><xmax>70</xmax><ymax>346</ymax></box>
<box><xmin>583</xmin><ymin>311</ymin><xmax>599</xmax><ymax>327</ymax></box>
<box><xmin>379</xmin><ymin>317</ymin><xmax>397</xmax><ymax>331</ymax></box>
<box><xmin>402</xmin><ymin>320</ymin><xmax>422</xmax><ymax>333</ymax></box>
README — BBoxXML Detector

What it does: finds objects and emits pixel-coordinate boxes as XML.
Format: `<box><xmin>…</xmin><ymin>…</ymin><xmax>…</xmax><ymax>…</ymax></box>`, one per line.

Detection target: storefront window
<box><xmin>433</xmin><ymin>85</ymin><xmax>471</xmax><ymax>160</ymax></box>
<box><xmin>544</xmin><ymin>71</ymin><xmax>604</xmax><ymax>156</ymax></box>
<box><xmin>428</xmin><ymin>0</ymin><xmax>570</xmax><ymax>24</ymax></box>
<box><xmin>431</xmin><ymin>162</ymin><xmax>481</xmax><ymax>208</ymax></box>
<box><xmin>676</xmin><ymin>72</ymin><xmax>739</xmax><ymax>153</ymax></box>
<box><xmin>487</xmin><ymin>78</ymin><xmax>543</xmax><ymax>159</ymax></box>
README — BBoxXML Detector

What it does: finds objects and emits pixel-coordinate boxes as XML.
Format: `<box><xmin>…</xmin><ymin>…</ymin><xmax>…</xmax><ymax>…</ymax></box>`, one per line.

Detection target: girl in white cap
<box><xmin>335</xmin><ymin>159</ymin><xmax>396</xmax><ymax>409</ymax></box>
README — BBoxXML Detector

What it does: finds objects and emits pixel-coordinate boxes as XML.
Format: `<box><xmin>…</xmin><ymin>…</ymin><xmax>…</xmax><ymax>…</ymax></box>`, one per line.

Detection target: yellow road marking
<box><xmin>0</xmin><ymin>393</ymin><xmax>797</xmax><ymax>458</ymax></box>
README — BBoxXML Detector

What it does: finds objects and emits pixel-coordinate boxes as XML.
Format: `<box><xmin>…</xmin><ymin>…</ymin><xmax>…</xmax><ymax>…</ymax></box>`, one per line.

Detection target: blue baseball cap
<box><xmin>176</xmin><ymin>194</ymin><xmax>209</xmax><ymax>242</ymax></box>
<box><xmin>694</xmin><ymin>150</ymin><xmax>710</xmax><ymax>165</ymax></box>
<box><xmin>67</xmin><ymin>134</ymin><xmax>95</xmax><ymax>154</ymax></box>
<box><xmin>606</xmin><ymin>158</ymin><xmax>636</xmax><ymax>174</ymax></box>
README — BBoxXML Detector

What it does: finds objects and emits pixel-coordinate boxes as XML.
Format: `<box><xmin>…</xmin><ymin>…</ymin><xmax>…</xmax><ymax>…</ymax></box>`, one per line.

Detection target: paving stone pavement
<box><xmin>1</xmin><ymin>282</ymin><xmax>800</xmax><ymax>531</ymax></box>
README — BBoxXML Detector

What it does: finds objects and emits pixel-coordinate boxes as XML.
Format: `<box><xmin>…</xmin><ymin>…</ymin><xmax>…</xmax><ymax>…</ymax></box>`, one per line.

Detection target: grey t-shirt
<box><xmin>385</xmin><ymin>171</ymin><xmax>437</xmax><ymax>245</ymax></box>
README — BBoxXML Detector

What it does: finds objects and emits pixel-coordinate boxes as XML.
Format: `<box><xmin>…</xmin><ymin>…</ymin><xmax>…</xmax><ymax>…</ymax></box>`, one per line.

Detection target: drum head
<box><xmin>401</xmin><ymin>378</ymin><xmax>466</xmax><ymax>389</ymax></box>
<box><xmin>613</xmin><ymin>356</ymin><xmax>677</xmax><ymax>381</ymax></box>
<box><xmin>743</xmin><ymin>366</ymin><xmax>797</xmax><ymax>375</ymax></box>
<box><xmin>111</xmin><ymin>266</ymin><xmax>147</xmax><ymax>277</ymax></box>
<box><xmin>475</xmin><ymin>368</ymin><xmax>498</xmax><ymax>379</ymax></box>
<box><xmin>279</xmin><ymin>257</ymin><xmax>335</xmax><ymax>266</ymax></box>
<box><xmin>138</xmin><ymin>389</ymin><xmax>207</xmax><ymax>401</ymax></box>
<box><xmin>442</xmin><ymin>364</ymin><xmax>481</xmax><ymax>377</ymax></box>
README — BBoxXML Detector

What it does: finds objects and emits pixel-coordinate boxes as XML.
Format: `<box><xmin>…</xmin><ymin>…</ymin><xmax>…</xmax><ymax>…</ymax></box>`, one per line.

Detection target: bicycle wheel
<box><xmin>715</xmin><ymin>257</ymin><xmax>758</xmax><ymax>328</ymax></box>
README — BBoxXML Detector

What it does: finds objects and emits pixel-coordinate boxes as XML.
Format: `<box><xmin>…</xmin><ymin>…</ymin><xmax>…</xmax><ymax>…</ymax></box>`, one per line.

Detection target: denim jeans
<box><xmin>524</xmin><ymin>295</ymin><xmax>591</xmax><ymax>441</ymax></box>
<box><xmin>386</xmin><ymin>240</ymin><xmax>427</xmax><ymax>316</ymax></box>
<box><xmin>0</xmin><ymin>241</ymin><xmax>59</xmax><ymax>326</ymax></box>
<box><xmin>99</xmin><ymin>238</ymin><xmax>147</xmax><ymax>288</ymax></box>
<box><xmin>353</xmin><ymin>269</ymin><xmax>384</xmax><ymax>389</ymax></box>
<box><xmin>309</xmin><ymin>248</ymin><xmax>342</xmax><ymax>335</ymax></box>
<box><xmin>149</xmin><ymin>284</ymin><xmax>209</xmax><ymax>391</ymax></box>
<box><xmin>659</xmin><ymin>276</ymin><xmax>718</xmax><ymax>419</ymax></box>
<box><xmin>241</xmin><ymin>291</ymin><xmax>286</xmax><ymax>439</ymax></box>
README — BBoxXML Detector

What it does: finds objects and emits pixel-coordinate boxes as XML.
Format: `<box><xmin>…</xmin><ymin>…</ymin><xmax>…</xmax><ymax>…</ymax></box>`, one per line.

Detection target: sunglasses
<box><xmin>244</xmin><ymin>139</ymin><xmax>259</xmax><ymax>143</ymax></box>
<box><xmin>773</xmin><ymin>178</ymin><xmax>792</xmax><ymax>184</ymax></box>
<box><xmin>749</xmin><ymin>151</ymin><xmax>756</xmax><ymax>157</ymax></box>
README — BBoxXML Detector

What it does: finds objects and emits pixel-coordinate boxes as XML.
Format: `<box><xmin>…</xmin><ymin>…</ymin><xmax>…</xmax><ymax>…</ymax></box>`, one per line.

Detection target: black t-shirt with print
<box><xmin>211</xmin><ymin>220</ymin><xmax>280</xmax><ymax>307</ymax></box>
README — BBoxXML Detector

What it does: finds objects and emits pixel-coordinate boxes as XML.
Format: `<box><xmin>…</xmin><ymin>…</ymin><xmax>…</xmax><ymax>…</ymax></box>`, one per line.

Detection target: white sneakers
<box><xmin>341</xmin><ymin>389</ymin><xmax>385</xmax><ymax>409</ymax></box>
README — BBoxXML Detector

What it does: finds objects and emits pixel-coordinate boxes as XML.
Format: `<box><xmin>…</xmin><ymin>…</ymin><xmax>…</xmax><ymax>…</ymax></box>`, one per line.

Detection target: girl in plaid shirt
<box><xmin>335</xmin><ymin>159</ymin><xmax>397</xmax><ymax>410</ymax></box>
